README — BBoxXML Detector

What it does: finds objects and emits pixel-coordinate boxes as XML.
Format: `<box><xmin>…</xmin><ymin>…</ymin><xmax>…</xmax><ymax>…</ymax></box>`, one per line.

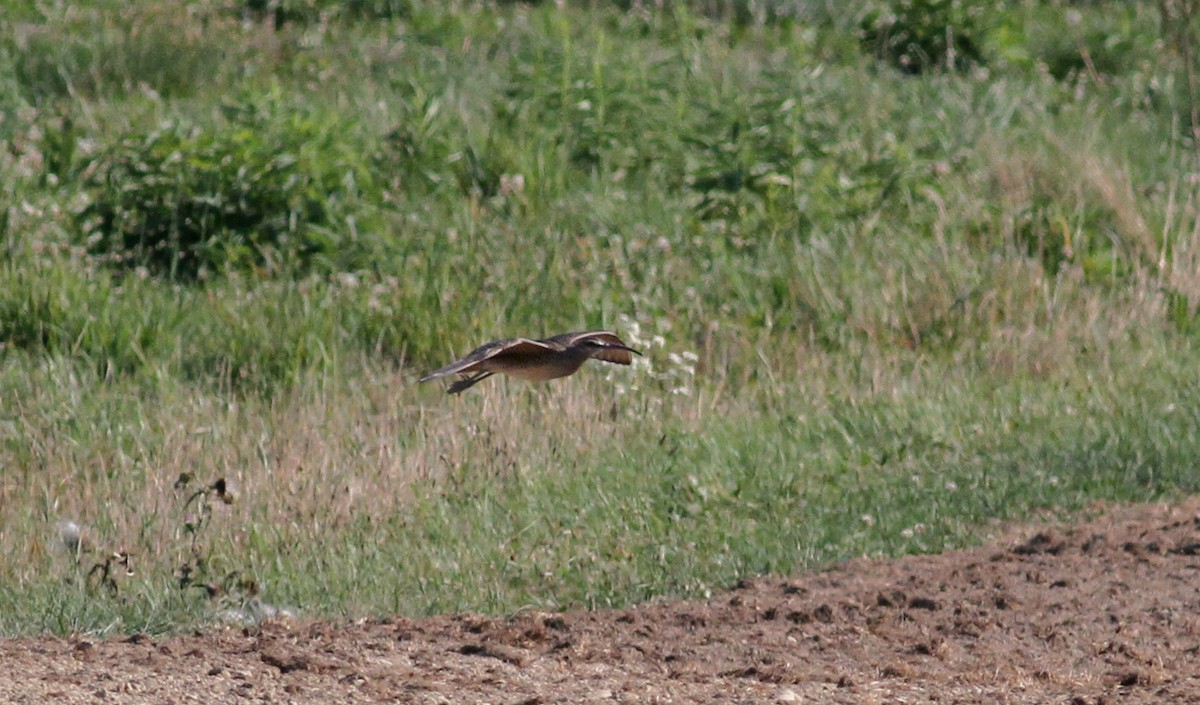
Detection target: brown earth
<box><xmin>5</xmin><ymin>498</ymin><xmax>1200</xmax><ymax>704</ymax></box>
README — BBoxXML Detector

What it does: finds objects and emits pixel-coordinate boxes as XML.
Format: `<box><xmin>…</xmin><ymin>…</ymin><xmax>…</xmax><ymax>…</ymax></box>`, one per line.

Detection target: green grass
<box><xmin>2</xmin><ymin>0</ymin><xmax>1200</xmax><ymax>636</ymax></box>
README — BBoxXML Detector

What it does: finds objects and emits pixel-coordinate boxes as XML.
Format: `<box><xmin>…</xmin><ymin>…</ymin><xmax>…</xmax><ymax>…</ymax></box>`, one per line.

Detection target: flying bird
<box><xmin>419</xmin><ymin>330</ymin><xmax>641</xmax><ymax>394</ymax></box>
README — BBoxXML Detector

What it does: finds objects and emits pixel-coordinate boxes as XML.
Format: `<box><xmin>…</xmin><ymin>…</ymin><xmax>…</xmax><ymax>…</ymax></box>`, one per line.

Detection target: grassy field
<box><xmin>2</xmin><ymin>0</ymin><xmax>1200</xmax><ymax>636</ymax></box>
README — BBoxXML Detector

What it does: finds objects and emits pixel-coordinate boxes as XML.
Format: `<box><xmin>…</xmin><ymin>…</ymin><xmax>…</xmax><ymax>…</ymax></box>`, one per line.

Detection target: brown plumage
<box><xmin>419</xmin><ymin>330</ymin><xmax>641</xmax><ymax>394</ymax></box>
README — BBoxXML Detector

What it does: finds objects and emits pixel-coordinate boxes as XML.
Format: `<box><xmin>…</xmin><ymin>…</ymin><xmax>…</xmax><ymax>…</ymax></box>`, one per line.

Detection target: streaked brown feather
<box><xmin>418</xmin><ymin>338</ymin><xmax>553</xmax><ymax>381</ymax></box>
<box><xmin>589</xmin><ymin>346</ymin><xmax>636</xmax><ymax>365</ymax></box>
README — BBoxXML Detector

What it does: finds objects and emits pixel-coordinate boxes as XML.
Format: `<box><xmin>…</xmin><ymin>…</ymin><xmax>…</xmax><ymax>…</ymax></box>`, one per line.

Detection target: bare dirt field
<box><xmin>4</xmin><ymin>498</ymin><xmax>1200</xmax><ymax>704</ymax></box>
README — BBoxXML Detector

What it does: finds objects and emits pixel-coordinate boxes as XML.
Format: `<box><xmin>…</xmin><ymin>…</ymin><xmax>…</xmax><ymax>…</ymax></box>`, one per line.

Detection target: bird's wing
<box><xmin>494</xmin><ymin>338</ymin><xmax>561</xmax><ymax>360</ymax></box>
<box><xmin>590</xmin><ymin>346</ymin><xmax>637</xmax><ymax>365</ymax></box>
<box><xmin>541</xmin><ymin>330</ymin><xmax>620</xmax><ymax>346</ymax></box>
<box><xmin>557</xmin><ymin>331</ymin><xmax>640</xmax><ymax>365</ymax></box>
<box><xmin>419</xmin><ymin>338</ymin><xmax>554</xmax><ymax>381</ymax></box>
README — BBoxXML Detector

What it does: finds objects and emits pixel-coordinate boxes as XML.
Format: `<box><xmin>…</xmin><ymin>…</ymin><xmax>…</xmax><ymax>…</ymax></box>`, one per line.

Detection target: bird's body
<box><xmin>420</xmin><ymin>331</ymin><xmax>640</xmax><ymax>394</ymax></box>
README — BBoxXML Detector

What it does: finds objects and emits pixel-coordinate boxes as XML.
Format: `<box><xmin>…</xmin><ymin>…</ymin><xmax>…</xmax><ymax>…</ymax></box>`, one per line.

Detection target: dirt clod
<box><xmin>261</xmin><ymin>650</ymin><xmax>309</xmax><ymax>673</ymax></box>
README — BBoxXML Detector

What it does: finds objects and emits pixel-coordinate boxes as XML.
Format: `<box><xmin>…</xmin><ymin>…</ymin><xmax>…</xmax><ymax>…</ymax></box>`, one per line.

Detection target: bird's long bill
<box><xmin>607</xmin><ymin>343</ymin><xmax>642</xmax><ymax>355</ymax></box>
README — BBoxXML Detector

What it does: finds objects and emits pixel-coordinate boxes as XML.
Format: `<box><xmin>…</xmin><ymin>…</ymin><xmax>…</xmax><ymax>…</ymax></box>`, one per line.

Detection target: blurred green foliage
<box><xmin>74</xmin><ymin>95</ymin><xmax>384</xmax><ymax>280</ymax></box>
<box><xmin>859</xmin><ymin>0</ymin><xmax>996</xmax><ymax>73</ymax></box>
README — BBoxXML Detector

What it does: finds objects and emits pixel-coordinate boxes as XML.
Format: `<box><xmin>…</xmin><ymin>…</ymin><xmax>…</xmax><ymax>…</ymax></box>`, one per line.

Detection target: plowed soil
<box><xmin>5</xmin><ymin>498</ymin><xmax>1200</xmax><ymax>704</ymax></box>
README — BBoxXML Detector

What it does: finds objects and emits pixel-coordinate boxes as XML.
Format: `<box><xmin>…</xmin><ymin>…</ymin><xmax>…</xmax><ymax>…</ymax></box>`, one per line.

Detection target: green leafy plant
<box><xmin>860</xmin><ymin>0</ymin><xmax>994</xmax><ymax>73</ymax></box>
<box><xmin>74</xmin><ymin>97</ymin><xmax>383</xmax><ymax>281</ymax></box>
<box><xmin>234</xmin><ymin>0</ymin><xmax>429</xmax><ymax>26</ymax></box>
<box><xmin>991</xmin><ymin>3</ymin><xmax>1155</xmax><ymax>82</ymax></box>
<box><xmin>6</xmin><ymin>3</ymin><xmax>231</xmax><ymax>104</ymax></box>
